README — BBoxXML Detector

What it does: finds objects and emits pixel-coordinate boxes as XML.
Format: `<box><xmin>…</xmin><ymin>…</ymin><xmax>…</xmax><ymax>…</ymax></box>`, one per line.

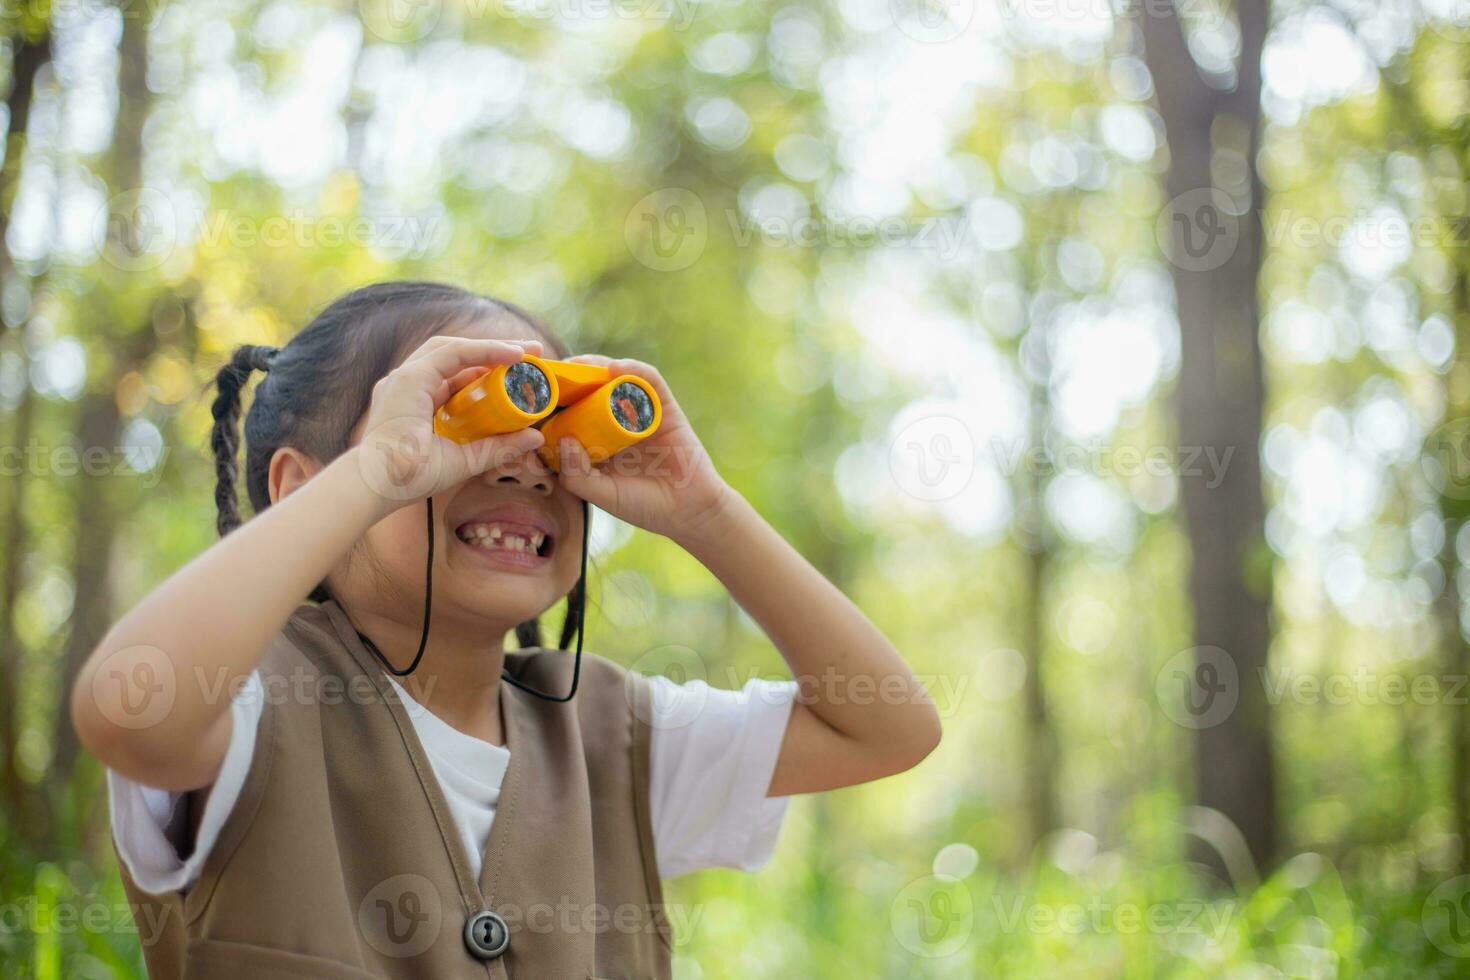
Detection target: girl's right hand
<box><xmin>354</xmin><ymin>335</ymin><xmax>548</xmax><ymax>514</ymax></box>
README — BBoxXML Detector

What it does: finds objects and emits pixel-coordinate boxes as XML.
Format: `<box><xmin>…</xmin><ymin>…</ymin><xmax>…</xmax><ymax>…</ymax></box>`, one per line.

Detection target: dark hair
<box><xmin>209</xmin><ymin>281</ymin><xmax>581</xmax><ymax>650</ymax></box>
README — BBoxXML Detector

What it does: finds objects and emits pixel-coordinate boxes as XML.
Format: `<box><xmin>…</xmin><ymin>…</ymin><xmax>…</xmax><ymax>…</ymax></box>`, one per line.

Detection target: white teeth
<box><xmin>458</xmin><ymin>521</ymin><xmax>547</xmax><ymax>556</ymax></box>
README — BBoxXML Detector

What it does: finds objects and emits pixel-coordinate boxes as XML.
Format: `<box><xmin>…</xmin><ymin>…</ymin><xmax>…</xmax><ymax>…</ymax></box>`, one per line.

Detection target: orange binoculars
<box><xmin>434</xmin><ymin>355</ymin><xmax>662</xmax><ymax>471</ymax></box>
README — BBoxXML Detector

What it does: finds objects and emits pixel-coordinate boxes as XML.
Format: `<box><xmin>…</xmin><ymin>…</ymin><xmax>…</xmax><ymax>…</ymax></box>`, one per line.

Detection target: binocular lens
<box><xmin>505</xmin><ymin>362</ymin><xmax>552</xmax><ymax>414</ymax></box>
<box><xmin>609</xmin><ymin>382</ymin><xmax>655</xmax><ymax>433</ymax></box>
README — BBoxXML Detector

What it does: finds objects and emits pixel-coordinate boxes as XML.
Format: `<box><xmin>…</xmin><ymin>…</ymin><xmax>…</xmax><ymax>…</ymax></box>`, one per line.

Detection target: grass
<box><xmin>3</xmin><ymin>783</ymin><xmax>1463</xmax><ymax>978</ymax></box>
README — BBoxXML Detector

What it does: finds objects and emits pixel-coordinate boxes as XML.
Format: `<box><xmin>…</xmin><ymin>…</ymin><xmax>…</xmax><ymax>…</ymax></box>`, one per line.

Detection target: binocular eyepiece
<box><xmin>434</xmin><ymin>354</ymin><xmax>662</xmax><ymax>471</ymax></box>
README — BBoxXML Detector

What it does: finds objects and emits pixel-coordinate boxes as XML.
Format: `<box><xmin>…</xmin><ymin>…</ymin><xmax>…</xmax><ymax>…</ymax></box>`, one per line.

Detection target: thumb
<box><xmin>556</xmin><ymin>436</ymin><xmax>617</xmax><ymax>508</ymax></box>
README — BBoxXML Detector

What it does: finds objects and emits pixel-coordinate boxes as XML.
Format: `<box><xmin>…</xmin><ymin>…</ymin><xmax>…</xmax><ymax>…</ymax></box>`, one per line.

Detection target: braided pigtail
<box><xmin>514</xmin><ymin>619</ymin><xmax>540</xmax><ymax>648</ymax></box>
<box><xmin>512</xmin><ymin>579</ymin><xmax>584</xmax><ymax>651</ymax></box>
<box><xmin>556</xmin><ymin>575</ymin><xmax>585</xmax><ymax>650</ymax></box>
<box><xmin>512</xmin><ymin>501</ymin><xmax>589</xmax><ymax>652</ymax></box>
<box><xmin>210</xmin><ymin>344</ymin><xmax>278</xmax><ymax>537</ymax></box>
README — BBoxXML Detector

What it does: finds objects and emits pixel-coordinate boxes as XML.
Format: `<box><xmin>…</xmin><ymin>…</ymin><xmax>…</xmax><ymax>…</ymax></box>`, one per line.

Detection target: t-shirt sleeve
<box><xmin>107</xmin><ymin>671</ymin><xmax>264</xmax><ymax>895</ymax></box>
<box><xmin>646</xmin><ymin>674</ymin><xmax>798</xmax><ymax>880</ymax></box>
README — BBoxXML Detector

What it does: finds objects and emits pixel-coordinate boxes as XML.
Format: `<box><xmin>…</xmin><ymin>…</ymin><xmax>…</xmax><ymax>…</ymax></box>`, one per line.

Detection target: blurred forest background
<box><xmin>0</xmin><ymin>0</ymin><xmax>1468</xmax><ymax>976</ymax></box>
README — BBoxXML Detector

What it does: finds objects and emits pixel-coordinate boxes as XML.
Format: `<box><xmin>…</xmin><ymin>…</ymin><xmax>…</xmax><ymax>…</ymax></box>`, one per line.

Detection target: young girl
<box><xmin>72</xmin><ymin>281</ymin><xmax>941</xmax><ymax>979</ymax></box>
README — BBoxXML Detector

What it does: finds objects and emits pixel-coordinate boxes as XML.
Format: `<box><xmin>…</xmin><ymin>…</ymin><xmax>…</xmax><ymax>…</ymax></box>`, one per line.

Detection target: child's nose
<box><xmin>484</xmin><ymin>451</ymin><xmax>554</xmax><ymax>496</ymax></box>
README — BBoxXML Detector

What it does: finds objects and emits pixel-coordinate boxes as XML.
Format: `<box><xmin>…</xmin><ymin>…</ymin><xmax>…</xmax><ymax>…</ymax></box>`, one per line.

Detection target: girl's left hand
<box><xmin>553</xmin><ymin>356</ymin><xmax>731</xmax><ymax>545</ymax></box>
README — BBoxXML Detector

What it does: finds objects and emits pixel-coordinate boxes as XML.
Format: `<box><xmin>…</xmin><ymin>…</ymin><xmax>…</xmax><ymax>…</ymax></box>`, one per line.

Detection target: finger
<box><xmin>604</xmin><ymin>358</ymin><xmax>674</xmax><ymax>403</ymax></box>
<box><xmin>555</xmin><ymin>437</ymin><xmax>618</xmax><ymax>510</ymax></box>
<box><xmin>460</xmin><ymin>336</ymin><xmax>542</xmax><ymax>357</ymax></box>
<box><xmin>431</xmin><ymin>365</ymin><xmax>494</xmax><ymax>410</ymax></box>
<box><xmin>399</xmin><ymin>334</ymin><xmax>459</xmax><ymax>361</ymax></box>
<box><xmin>456</xmin><ymin>427</ymin><xmax>546</xmax><ymax>477</ymax></box>
<box><xmin>400</xmin><ymin>334</ymin><xmax>499</xmax><ymax>372</ymax></box>
<box><xmin>563</xmin><ymin>353</ymin><xmax>613</xmax><ymax>367</ymax></box>
<box><xmin>402</xmin><ymin>335</ymin><xmax>541</xmax><ymax>369</ymax></box>
<box><xmin>406</xmin><ymin>338</ymin><xmax>528</xmax><ymax>382</ymax></box>
<box><xmin>403</xmin><ymin>336</ymin><xmax>524</xmax><ymax>370</ymax></box>
<box><xmin>602</xmin><ymin>357</ymin><xmax>654</xmax><ymax>380</ymax></box>
<box><xmin>443</xmin><ymin>365</ymin><xmax>490</xmax><ymax>395</ymax></box>
<box><xmin>568</xmin><ymin>355</ymin><xmax>673</xmax><ymax>404</ymax></box>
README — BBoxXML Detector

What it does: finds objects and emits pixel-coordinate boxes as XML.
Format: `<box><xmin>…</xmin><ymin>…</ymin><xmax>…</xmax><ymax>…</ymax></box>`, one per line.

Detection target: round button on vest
<box><xmin>463</xmin><ymin>909</ymin><xmax>510</xmax><ymax>960</ymax></box>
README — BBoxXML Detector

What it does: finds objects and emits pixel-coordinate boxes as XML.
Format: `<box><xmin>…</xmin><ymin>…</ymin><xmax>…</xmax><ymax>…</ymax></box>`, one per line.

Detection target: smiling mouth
<box><xmin>454</xmin><ymin>520</ymin><xmax>555</xmax><ymax>559</ymax></box>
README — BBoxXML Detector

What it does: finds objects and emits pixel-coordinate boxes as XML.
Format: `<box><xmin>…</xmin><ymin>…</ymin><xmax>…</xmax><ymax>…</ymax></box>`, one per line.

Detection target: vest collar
<box><xmin>317</xmin><ymin>598</ymin><xmax>500</xmax><ymax>913</ymax></box>
<box><xmin>315</xmin><ymin>599</ymin><xmax>609</xmax><ymax>977</ymax></box>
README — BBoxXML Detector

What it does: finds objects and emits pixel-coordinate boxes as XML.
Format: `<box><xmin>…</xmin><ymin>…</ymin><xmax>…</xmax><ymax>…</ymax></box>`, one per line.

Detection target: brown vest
<box><xmin>119</xmin><ymin>600</ymin><xmax>674</xmax><ymax>980</ymax></box>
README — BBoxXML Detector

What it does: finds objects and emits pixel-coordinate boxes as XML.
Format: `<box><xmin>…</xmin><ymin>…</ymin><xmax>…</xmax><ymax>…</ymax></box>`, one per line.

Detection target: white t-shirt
<box><xmin>108</xmin><ymin>670</ymin><xmax>798</xmax><ymax>895</ymax></box>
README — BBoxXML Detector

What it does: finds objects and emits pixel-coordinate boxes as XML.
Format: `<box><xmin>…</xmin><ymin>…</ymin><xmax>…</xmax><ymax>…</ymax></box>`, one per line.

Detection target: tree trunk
<box><xmin>1142</xmin><ymin>0</ymin><xmax>1278</xmax><ymax>875</ymax></box>
<box><xmin>0</xmin><ymin>25</ymin><xmax>52</xmax><ymax>835</ymax></box>
<box><xmin>1442</xmin><ymin>261</ymin><xmax>1470</xmax><ymax>874</ymax></box>
<box><xmin>1019</xmin><ymin>386</ymin><xmax>1058</xmax><ymax>858</ymax></box>
<box><xmin>49</xmin><ymin>10</ymin><xmax>152</xmax><ymax>786</ymax></box>
<box><xmin>0</xmin><ymin>372</ymin><xmax>36</xmax><ymax>822</ymax></box>
<box><xmin>0</xmin><ymin>28</ymin><xmax>49</xmax><ymax>278</ymax></box>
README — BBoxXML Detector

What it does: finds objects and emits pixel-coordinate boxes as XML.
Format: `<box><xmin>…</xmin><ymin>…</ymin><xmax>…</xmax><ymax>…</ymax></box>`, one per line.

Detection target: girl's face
<box><xmin>337</xmin><ymin>318</ymin><xmax>585</xmax><ymax>644</ymax></box>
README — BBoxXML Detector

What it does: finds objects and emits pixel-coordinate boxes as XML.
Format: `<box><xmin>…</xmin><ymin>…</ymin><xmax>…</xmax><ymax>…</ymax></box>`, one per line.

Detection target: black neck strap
<box><xmin>354</xmin><ymin>497</ymin><xmax>588</xmax><ymax>702</ymax></box>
